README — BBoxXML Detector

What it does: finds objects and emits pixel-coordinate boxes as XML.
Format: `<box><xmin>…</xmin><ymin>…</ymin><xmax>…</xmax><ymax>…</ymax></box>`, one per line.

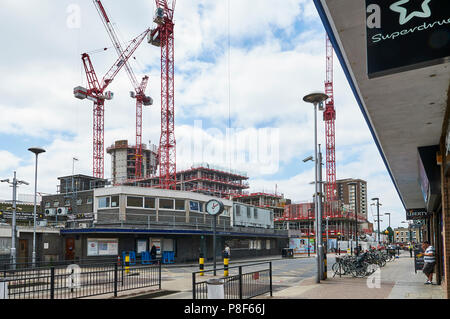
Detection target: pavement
<box><xmin>257</xmin><ymin>254</ymin><xmax>444</xmax><ymax>299</ymax></box>
<box><xmin>111</xmin><ymin>253</ymin><xmax>445</xmax><ymax>300</ymax></box>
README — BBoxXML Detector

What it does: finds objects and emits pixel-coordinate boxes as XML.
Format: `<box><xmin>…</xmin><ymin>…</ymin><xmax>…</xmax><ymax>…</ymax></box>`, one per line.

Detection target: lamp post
<box><xmin>303</xmin><ymin>92</ymin><xmax>328</xmax><ymax>284</ymax></box>
<box><xmin>337</xmin><ymin>232</ymin><xmax>341</xmax><ymax>255</ymax></box>
<box><xmin>1</xmin><ymin>172</ymin><xmax>29</xmax><ymax>269</ymax></box>
<box><xmin>28</xmin><ymin>147</ymin><xmax>46</xmax><ymax>268</ymax></box>
<box><xmin>348</xmin><ymin>182</ymin><xmax>358</xmax><ymax>255</ymax></box>
<box><xmin>371</xmin><ymin>198</ymin><xmax>381</xmax><ymax>245</ymax></box>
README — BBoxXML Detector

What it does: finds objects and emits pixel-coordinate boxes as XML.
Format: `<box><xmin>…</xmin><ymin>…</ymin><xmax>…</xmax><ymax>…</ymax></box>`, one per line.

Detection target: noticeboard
<box><xmin>414</xmin><ymin>249</ymin><xmax>425</xmax><ymax>273</ymax></box>
<box><xmin>365</xmin><ymin>0</ymin><xmax>450</xmax><ymax>78</ymax></box>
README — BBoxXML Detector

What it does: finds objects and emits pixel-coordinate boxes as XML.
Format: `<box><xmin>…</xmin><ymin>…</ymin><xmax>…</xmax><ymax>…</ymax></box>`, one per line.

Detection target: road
<box><xmin>148</xmin><ymin>256</ymin><xmax>330</xmax><ymax>299</ymax></box>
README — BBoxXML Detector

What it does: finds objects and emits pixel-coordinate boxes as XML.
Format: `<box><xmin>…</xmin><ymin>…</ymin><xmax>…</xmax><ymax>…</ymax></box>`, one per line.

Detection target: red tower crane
<box><xmin>74</xmin><ymin>28</ymin><xmax>150</xmax><ymax>179</ymax></box>
<box><xmin>323</xmin><ymin>35</ymin><xmax>337</xmax><ymax>218</ymax></box>
<box><xmin>149</xmin><ymin>0</ymin><xmax>177</xmax><ymax>190</ymax></box>
<box><xmin>92</xmin><ymin>0</ymin><xmax>153</xmax><ymax>180</ymax></box>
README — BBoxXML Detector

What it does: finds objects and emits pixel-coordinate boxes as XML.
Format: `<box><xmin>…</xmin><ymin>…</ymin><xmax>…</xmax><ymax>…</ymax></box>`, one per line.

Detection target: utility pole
<box><xmin>371</xmin><ymin>198</ymin><xmax>381</xmax><ymax>245</ymax></box>
<box><xmin>1</xmin><ymin>172</ymin><xmax>29</xmax><ymax>269</ymax></box>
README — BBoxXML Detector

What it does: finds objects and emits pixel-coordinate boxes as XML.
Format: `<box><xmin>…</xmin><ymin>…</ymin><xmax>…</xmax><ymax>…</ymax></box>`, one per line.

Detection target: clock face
<box><xmin>206</xmin><ymin>199</ymin><xmax>224</xmax><ymax>216</ymax></box>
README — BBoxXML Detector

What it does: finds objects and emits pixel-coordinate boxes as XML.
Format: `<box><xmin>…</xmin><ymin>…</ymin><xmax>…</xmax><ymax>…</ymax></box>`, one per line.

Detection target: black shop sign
<box><xmin>366</xmin><ymin>0</ymin><xmax>450</xmax><ymax>78</ymax></box>
<box><xmin>406</xmin><ymin>209</ymin><xmax>430</xmax><ymax>220</ymax></box>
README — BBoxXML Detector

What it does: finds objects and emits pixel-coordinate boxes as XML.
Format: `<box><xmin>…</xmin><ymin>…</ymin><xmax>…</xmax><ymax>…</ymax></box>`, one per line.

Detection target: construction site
<box><xmin>55</xmin><ymin>0</ymin><xmax>373</xmax><ymax>257</ymax></box>
<box><xmin>3</xmin><ymin>0</ymin><xmax>374</xmax><ymax>265</ymax></box>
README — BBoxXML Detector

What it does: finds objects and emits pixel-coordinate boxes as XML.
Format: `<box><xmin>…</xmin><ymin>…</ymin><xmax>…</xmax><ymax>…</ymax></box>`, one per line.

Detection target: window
<box><xmin>111</xmin><ymin>196</ymin><xmax>119</xmax><ymax>207</ymax></box>
<box><xmin>145</xmin><ymin>197</ymin><xmax>156</xmax><ymax>209</ymax></box>
<box><xmin>76</xmin><ymin>199</ymin><xmax>82</xmax><ymax>205</ymax></box>
<box><xmin>87</xmin><ymin>197</ymin><xmax>93</xmax><ymax>204</ymax></box>
<box><xmin>127</xmin><ymin>196</ymin><xmax>143</xmax><ymax>208</ymax></box>
<box><xmin>247</xmin><ymin>206</ymin><xmax>251</xmax><ymax>218</ymax></box>
<box><xmin>189</xmin><ymin>201</ymin><xmax>200</xmax><ymax>212</ymax></box>
<box><xmin>53</xmin><ymin>201</ymin><xmax>59</xmax><ymax>207</ymax></box>
<box><xmin>175</xmin><ymin>199</ymin><xmax>185</xmax><ymax>211</ymax></box>
<box><xmin>65</xmin><ymin>200</ymin><xmax>70</xmax><ymax>206</ymax></box>
<box><xmin>235</xmin><ymin>205</ymin><xmax>241</xmax><ymax>216</ymax></box>
<box><xmin>45</xmin><ymin>202</ymin><xmax>51</xmax><ymax>208</ymax></box>
<box><xmin>159</xmin><ymin>198</ymin><xmax>174</xmax><ymax>210</ymax></box>
<box><xmin>98</xmin><ymin>197</ymin><xmax>110</xmax><ymax>209</ymax></box>
<box><xmin>254</xmin><ymin>208</ymin><xmax>258</xmax><ymax>219</ymax></box>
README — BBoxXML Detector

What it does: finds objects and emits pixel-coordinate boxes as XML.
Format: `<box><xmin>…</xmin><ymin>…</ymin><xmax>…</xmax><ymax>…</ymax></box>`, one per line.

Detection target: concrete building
<box><xmin>394</xmin><ymin>227</ymin><xmax>418</xmax><ymax>244</ymax></box>
<box><xmin>335</xmin><ymin>179</ymin><xmax>368</xmax><ymax>220</ymax></box>
<box><xmin>106</xmin><ymin>140</ymin><xmax>158</xmax><ymax>184</ymax></box>
<box><xmin>40</xmin><ymin>176</ymin><xmax>288</xmax><ymax>263</ymax></box>
<box><xmin>233</xmin><ymin>192</ymin><xmax>289</xmax><ymax>220</ymax></box>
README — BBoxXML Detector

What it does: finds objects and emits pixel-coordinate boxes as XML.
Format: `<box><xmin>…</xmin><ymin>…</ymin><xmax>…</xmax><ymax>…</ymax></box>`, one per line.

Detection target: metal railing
<box><xmin>192</xmin><ymin>262</ymin><xmax>272</xmax><ymax>299</ymax></box>
<box><xmin>0</xmin><ymin>261</ymin><xmax>161</xmax><ymax>299</ymax></box>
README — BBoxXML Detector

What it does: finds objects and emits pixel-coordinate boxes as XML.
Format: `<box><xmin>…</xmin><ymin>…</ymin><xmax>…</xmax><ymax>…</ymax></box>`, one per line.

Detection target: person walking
<box><xmin>224</xmin><ymin>244</ymin><xmax>230</xmax><ymax>258</ymax></box>
<box><xmin>422</xmin><ymin>241</ymin><xmax>436</xmax><ymax>285</ymax></box>
<box><xmin>409</xmin><ymin>243</ymin><xmax>413</xmax><ymax>258</ymax></box>
<box><xmin>150</xmin><ymin>244</ymin><xmax>157</xmax><ymax>263</ymax></box>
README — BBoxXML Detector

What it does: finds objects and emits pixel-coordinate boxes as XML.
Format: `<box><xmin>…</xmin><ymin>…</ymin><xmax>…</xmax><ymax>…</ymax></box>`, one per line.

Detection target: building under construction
<box><xmin>120</xmin><ymin>163</ymin><xmax>250</xmax><ymax>199</ymax></box>
<box><xmin>232</xmin><ymin>192</ymin><xmax>289</xmax><ymax>220</ymax></box>
<box><xmin>106</xmin><ymin>140</ymin><xmax>159</xmax><ymax>185</ymax></box>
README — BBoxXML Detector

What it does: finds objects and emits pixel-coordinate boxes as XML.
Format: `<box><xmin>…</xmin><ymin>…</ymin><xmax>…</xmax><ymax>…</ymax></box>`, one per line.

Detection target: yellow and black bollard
<box><xmin>199</xmin><ymin>253</ymin><xmax>205</xmax><ymax>276</ymax></box>
<box><xmin>323</xmin><ymin>248</ymin><xmax>327</xmax><ymax>280</ymax></box>
<box><xmin>224</xmin><ymin>255</ymin><xmax>229</xmax><ymax>277</ymax></box>
<box><xmin>125</xmin><ymin>253</ymin><xmax>130</xmax><ymax>274</ymax></box>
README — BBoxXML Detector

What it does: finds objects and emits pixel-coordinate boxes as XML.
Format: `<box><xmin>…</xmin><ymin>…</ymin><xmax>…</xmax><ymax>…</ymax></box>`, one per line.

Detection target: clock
<box><xmin>206</xmin><ymin>199</ymin><xmax>224</xmax><ymax>216</ymax></box>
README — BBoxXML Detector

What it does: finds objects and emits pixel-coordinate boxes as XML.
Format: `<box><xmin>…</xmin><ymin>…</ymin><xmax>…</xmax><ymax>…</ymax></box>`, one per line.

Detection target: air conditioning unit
<box><xmin>45</xmin><ymin>208</ymin><xmax>56</xmax><ymax>216</ymax></box>
<box><xmin>57</xmin><ymin>207</ymin><xmax>68</xmax><ymax>216</ymax></box>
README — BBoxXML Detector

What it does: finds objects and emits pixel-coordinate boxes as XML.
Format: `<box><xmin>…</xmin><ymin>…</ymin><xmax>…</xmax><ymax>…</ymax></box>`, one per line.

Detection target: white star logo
<box><xmin>390</xmin><ymin>0</ymin><xmax>432</xmax><ymax>25</ymax></box>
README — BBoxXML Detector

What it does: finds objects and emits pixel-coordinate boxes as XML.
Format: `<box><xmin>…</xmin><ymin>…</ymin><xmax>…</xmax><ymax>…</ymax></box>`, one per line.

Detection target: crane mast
<box><xmin>149</xmin><ymin>0</ymin><xmax>177</xmax><ymax>190</ymax></box>
<box><xmin>324</xmin><ymin>35</ymin><xmax>337</xmax><ymax>218</ymax></box>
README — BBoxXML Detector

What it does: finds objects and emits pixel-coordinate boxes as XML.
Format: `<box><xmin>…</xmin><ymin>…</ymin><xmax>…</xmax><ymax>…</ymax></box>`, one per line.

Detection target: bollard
<box><xmin>199</xmin><ymin>254</ymin><xmax>205</xmax><ymax>276</ymax></box>
<box><xmin>323</xmin><ymin>249</ymin><xmax>327</xmax><ymax>280</ymax></box>
<box><xmin>125</xmin><ymin>254</ymin><xmax>130</xmax><ymax>274</ymax></box>
<box><xmin>224</xmin><ymin>256</ymin><xmax>229</xmax><ymax>277</ymax></box>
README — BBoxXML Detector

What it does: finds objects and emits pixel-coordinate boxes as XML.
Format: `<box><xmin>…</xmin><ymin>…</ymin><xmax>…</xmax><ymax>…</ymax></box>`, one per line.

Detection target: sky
<box><xmin>0</xmin><ymin>0</ymin><xmax>408</xmax><ymax>229</ymax></box>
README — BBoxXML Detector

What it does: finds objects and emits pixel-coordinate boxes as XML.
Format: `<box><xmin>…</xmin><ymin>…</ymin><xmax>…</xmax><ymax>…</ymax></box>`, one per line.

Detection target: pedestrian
<box><xmin>150</xmin><ymin>244</ymin><xmax>157</xmax><ymax>262</ymax></box>
<box><xmin>224</xmin><ymin>244</ymin><xmax>230</xmax><ymax>259</ymax></box>
<box><xmin>409</xmin><ymin>243</ymin><xmax>413</xmax><ymax>258</ymax></box>
<box><xmin>421</xmin><ymin>241</ymin><xmax>436</xmax><ymax>285</ymax></box>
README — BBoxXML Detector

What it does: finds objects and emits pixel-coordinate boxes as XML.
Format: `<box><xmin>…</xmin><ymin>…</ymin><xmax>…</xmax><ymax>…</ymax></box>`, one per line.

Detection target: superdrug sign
<box><xmin>366</xmin><ymin>0</ymin><xmax>450</xmax><ymax>78</ymax></box>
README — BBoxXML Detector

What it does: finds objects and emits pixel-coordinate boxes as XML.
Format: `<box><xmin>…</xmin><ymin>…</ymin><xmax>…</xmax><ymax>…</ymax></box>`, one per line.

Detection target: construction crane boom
<box><xmin>74</xmin><ymin>29</ymin><xmax>150</xmax><ymax>179</ymax></box>
<box><xmin>93</xmin><ymin>0</ymin><xmax>153</xmax><ymax>180</ymax></box>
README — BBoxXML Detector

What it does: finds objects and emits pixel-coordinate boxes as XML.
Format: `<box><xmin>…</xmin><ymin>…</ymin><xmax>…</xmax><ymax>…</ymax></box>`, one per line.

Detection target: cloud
<box><xmin>0</xmin><ymin>0</ymin><xmax>407</xmax><ymax>230</ymax></box>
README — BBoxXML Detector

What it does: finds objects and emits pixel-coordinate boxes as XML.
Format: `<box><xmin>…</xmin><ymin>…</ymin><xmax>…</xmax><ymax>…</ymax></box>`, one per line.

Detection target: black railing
<box><xmin>0</xmin><ymin>256</ymin><xmax>123</xmax><ymax>271</ymax></box>
<box><xmin>192</xmin><ymin>262</ymin><xmax>272</xmax><ymax>299</ymax></box>
<box><xmin>0</xmin><ymin>261</ymin><xmax>161</xmax><ymax>299</ymax></box>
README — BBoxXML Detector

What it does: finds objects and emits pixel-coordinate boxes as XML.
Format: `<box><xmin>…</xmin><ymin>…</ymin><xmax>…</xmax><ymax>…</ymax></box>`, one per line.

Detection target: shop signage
<box><xmin>0</xmin><ymin>211</ymin><xmax>34</xmax><ymax>221</ymax></box>
<box><xmin>414</xmin><ymin>248</ymin><xmax>425</xmax><ymax>273</ymax></box>
<box><xmin>406</xmin><ymin>209</ymin><xmax>429</xmax><ymax>220</ymax></box>
<box><xmin>366</xmin><ymin>0</ymin><xmax>450</xmax><ymax>78</ymax></box>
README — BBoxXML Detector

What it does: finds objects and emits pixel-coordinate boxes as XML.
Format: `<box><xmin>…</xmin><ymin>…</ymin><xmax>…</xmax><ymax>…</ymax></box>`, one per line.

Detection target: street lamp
<box><xmin>348</xmin><ymin>182</ymin><xmax>358</xmax><ymax>255</ymax></box>
<box><xmin>337</xmin><ymin>232</ymin><xmax>341</xmax><ymax>255</ymax></box>
<box><xmin>303</xmin><ymin>92</ymin><xmax>328</xmax><ymax>284</ymax></box>
<box><xmin>1</xmin><ymin>172</ymin><xmax>29</xmax><ymax>269</ymax></box>
<box><xmin>28</xmin><ymin>147</ymin><xmax>46</xmax><ymax>268</ymax></box>
<box><xmin>371</xmin><ymin>198</ymin><xmax>382</xmax><ymax>245</ymax></box>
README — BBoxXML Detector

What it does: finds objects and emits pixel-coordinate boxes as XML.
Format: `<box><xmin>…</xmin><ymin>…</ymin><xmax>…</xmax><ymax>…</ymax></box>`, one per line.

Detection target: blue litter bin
<box><xmin>162</xmin><ymin>251</ymin><xmax>175</xmax><ymax>264</ymax></box>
